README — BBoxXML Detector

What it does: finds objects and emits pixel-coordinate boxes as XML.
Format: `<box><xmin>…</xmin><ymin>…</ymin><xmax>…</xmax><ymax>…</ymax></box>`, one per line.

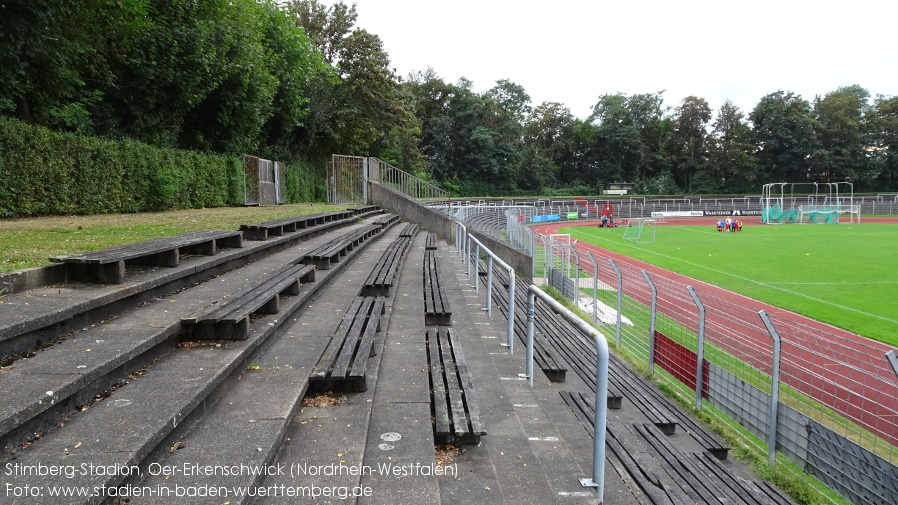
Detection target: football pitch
<box><xmin>559</xmin><ymin>222</ymin><xmax>898</xmax><ymax>346</ymax></box>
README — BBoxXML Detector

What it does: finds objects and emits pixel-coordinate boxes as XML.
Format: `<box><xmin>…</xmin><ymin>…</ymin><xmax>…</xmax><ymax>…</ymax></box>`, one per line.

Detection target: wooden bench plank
<box><xmin>310</xmin><ymin>298</ymin><xmax>365</xmax><ymax>380</ymax></box>
<box><xmin>181</xmin><ymin>263</ymin><xmax>315</xmax><ymax>340</ymax></box>
<box><xmin>399</xmin><ymin>223</ymin><xmax>419</xmax><ymax>237</ymax></box>
<box><xmin>310</xmin><ymin>296</ymin><xmax>385</xmax><ymax>392</ymax></box>
<box><xmin>302</xmin><ymin>224</ymin><xmax>380</xmax><ymax>270</ymax></box>
<box><xmin>372</xmin><ymin>214</ymin><xmax>400</xmax><ymax>229</ymax></box>
<box><xmin>423</xmin><ymin>250</ymin><xmax>451</xmax><ymax>326</ymax></box>
<box><xmin>439</xmin><ymin>329</ymin><xmax>470</xmax><ymax>440</ymax></box>
<box><xmin>559</xmin><ymin>392</ymin><xmax>681</xmax><ymax>505</ymax></box>
<box><xmin>362</xmin><ymin>235</ymin><xmax>413</xmax><ymax>297</ymax></box>
<box><xmin>635</xmin><ymin>423</ymin><xmax>751</xmax><ymax>504</ymax></box>
<box><xmin>330</xmin><ymin>298</ymin><xmax>375</xmax><ymax>379</ymax></box>
<box><xmin>448</xmin><ymin>328</ymin><xmax>486</xmax><ymax>439</ymax></box>
<box><xmin>427</xmin><ymin>328</ymin><xmax>452</xmax><ymax>439</ymax></box>
<box><xmin>50</xmin><ymin>230</ymin><xmax>243</xmax><ymax>284</ymax></box>
<box><xmin>348</xmin><ymin>298</ymin><xmax>385</xmax><ymax>391</ymax></box>
<box><xmin>428</xmin><ymin>328</ymin><xmax>485</xmax><ymax>445</ymax></box>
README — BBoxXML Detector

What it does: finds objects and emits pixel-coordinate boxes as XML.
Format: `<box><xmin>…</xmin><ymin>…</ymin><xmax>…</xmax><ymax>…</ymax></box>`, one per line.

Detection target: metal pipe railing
<box><xmin>759</xmin><ymin>310</ymin><xmax>783</xmax><ymax>464</ymax></box>
<box><xmin>526</xmin><ymin>285</ymin><xmax>608</xmax><ymax>502</ymax></box>
<box><xmin>463</xmin><ymin>230</ymin><xmax>516</xmax><ymax>354</ymax></box>
<box><xmin>468</xmin><ymin>234</ymin><xmax>515</xmax><ymax>351</ymax></box>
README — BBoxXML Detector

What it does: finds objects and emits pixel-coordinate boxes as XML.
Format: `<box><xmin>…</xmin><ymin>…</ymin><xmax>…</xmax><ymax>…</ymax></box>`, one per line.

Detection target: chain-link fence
<box><xmin>534</xmin><ymin>232</ymin><xmax>898</xmax><ymax>505</ymax></box>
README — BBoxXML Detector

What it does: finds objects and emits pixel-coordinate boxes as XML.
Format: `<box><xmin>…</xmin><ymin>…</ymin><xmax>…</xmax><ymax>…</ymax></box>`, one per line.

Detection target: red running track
<box><xmin>533</xmin><ymin>217</ymin><xmax>898</xmax><ymax>447</ymax></box>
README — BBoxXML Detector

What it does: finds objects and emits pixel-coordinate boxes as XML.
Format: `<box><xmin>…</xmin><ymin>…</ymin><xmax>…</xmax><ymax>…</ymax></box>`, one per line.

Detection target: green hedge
<box><xmin>0</xmin><ymin>117</ymin><xmax>245</xmax><ymax>217</ymax></box>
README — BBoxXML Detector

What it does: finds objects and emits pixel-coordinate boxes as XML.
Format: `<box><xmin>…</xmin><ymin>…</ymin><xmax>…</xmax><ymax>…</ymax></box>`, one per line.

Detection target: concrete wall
<box><xmin>465</xmin><ymin>229</ymin><xmax>533</xmax><ymax>279</ymax></box>
<box><xmin>0</xmin><ymin>265</ymin><xmax>66</xmax><ymax>294</ymax></box>
<box><xmin>368</xmin><ymin>183</ymin><xmax>452</xmax><ymax>240</ymax></box>
<box><xmin>367</xmin><ymin>182</ymin><xmax>534</xmax><ymax>279</ymax></box>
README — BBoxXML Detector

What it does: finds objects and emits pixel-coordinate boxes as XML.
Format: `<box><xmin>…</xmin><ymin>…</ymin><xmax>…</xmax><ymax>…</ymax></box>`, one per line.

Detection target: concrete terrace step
<box><xmin>129</xmin><ymin>224</ymin><xmax>408</xmax><ymax>505</ymax></box>
<box><xmin>0</xmin><ymin>231</ymin><xmax>346</xmax><ymax>456</ymax></box>
<box><xmin>0</xmin><ymin>212</ymin><xmax>357</xmax><ymax>359</ymax></box>
<box><xmin>0</xmin><ymin>218</ymin><xmax>388</xmax><ymax>505</ymax></box>
<box><xmin>435</xmin><ymin>241</ymin><xmax>604</xmax><ymax>505</ymax></box>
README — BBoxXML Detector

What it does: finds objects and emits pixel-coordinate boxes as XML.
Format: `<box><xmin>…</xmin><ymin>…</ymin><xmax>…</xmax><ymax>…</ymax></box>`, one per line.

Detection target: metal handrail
<box><xmin>526</xmin><ymin>285</ymin><xmax>608</xmax><ymax>501</ymax></box>
<box><xmin>464</xmin><ymin>232</ymin><xmax>516</xmax><ymax>354</ymax></box>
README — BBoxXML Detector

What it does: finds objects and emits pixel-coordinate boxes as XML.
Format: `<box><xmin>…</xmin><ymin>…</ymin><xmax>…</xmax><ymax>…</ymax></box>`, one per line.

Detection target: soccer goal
<box><xmin>796</xmin><ymin>204</ymin><xmax>861</xmax><ymax>224</ymax></box>
<box><xmin>761</xmin><ymin>181</ymin><xmax>856</xmax><ymax>224</ymax></box>
<box><xmin>623</xmin><ymin>217</ymin><xmax>656</xmax><ymax>243</ymax></box>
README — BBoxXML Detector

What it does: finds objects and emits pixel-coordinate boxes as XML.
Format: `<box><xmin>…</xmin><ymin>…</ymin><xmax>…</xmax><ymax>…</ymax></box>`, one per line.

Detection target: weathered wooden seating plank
<box><xmin>301</xmin><ymin>224</ymin><xmax>380</xmax><ymax>270</ymax></box>
<box><xmin>424</xmin><ymin>250</ymin><xmax>451</xmax><ymax>326</ymax></box>
<box><xmin>181</xmin><ymin>263</ymin><xmax>315</xmax><ymax>340</ymax></box>
<box><xmin>239</xmin><ymin>210</ymin><xmax>353</xmax><ymax>240</ymax></box>
<box><xmin>427</xmin><ymin>328</ymin><xmax>485</xmax><ymax>445</ymax></box>
<box><xmin>310</xmin><ymin>296</ymin><xmax>385</xmax><ymax>392</ymax></box>
<box><xmin>361</xmin><ymin>227</ymin><xmax>416</xmax><ymax>297</ymax></box>
<box><xmin>50</xmin><ymin>230</ymin><xmax>243</xmax><ymax>284</ymax></box>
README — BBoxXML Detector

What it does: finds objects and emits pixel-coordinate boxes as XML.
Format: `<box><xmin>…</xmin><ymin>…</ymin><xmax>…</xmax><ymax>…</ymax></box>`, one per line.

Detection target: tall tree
<box><xmin>627</xmin><ymin>92</ymin><xmax>671</xmax><ymax>180</ymax></box>
<box><xmin>811</xmin><ymin>85</ymin><xmax>873</xmax><ymax>186</ymax></box>
<box><xmin>668</xmin><ymin>95</ymin><xmax>711</xmax><ymax>192</ymax></box>
<box><xmin>872</xmin><ymin>95</ymin><xmax>898</xmax><ymax>190</ymax></box>
<box><xmin>705</xmin><ymin>100</ymin><xmax>757</xmax><ymax>193</ymax></box>
<box><xmin>522</xmin><ymin>101</ymin><xmax>577</xmax><ymax>189</ymax></box>
<box><xmin>0</xmin><ymin>0</ymin><xmax>145</xmax><ymax>131</ymax></box>
<box><xmin>750</xmin><ymin>91</ymin><xmax>816</xmax><ymax>183</ymax></box>
<box><xmin>258</xmin><ymin>1</ymin><xmax>330</xmax><ymax>161</ymax></box>
<box><xmin>291</xmin><ymin>0</ymin><xmax>421</xmax><ymax>162</ymax></box>
<box><xmin>587</xmin><ymin>94</ymin><xmax>645</xmax><ymax>187</ymax></box>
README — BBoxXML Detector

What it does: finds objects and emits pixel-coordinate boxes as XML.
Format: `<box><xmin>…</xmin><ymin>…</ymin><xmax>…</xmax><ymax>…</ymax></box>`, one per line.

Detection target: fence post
<box><xmin>643</xmin><ymin>270</ymin><xmax>657</xmax><ymax>374</ymax></box>
<box><xmin>486</xmin><ymin>256</ymin><xmax>493</xmax><ymax>316</ymax></box>
<box><xmin>465</xmin><ymin>235</ymin><xmax>471</xmax><ymax>278</ymax></box>
<box><xmin>507</xmin><ymin>272</ymin><xmax>516</xmax><ymax>354</ymax></box>
<box><xmin>887</xmin><ymin>350</ymin><xmax>898</xmax><ymax>379</ymax></box>
<box><xmin>570</xmin><ymin>244</ymin><xmax>580</xmax><ymax>302</ymax></box>
<box><xmin>526</xmin><ymin>286</ymin><xmax>608</xmax><ymax>501</ymax></box>
<box><xmin>759</xmin><ymin>310</ymin><xmax>782</xmax><ymax>465</ymax></box>
<box><xmin>586</xmin><ymin>251</ymin><xmax>599</xmax><ymax>326</ymax></box>
<box><xmin>474</xmin><ymin>243</ymin><xmax>481</xmax><ymax>293</ymax></box>
<box><xmin>540</xmin><ymin>234</ymin><xmax>550</xmax><ymax>285</ymax></box>
<box><xmin>525</xmin><ymin>295</ymin><xmax>535</xmax><ymax>386</ymax></box>
<box><xmin>687</xmin><ymin>286</ymin><xmax>706</xmax><ymax>411</ymax></box>
<box><xmin>610</xmin><ymin>259</ymin><xmax>622</xmax><ymax>347</ymax></box>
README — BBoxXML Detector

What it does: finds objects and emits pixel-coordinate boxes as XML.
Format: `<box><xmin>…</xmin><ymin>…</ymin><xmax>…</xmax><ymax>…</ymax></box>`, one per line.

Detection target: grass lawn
<box><xmin>0</xmin><ymin>204</ymin><xmax>337</xmax><ymax>274</ymax></box>
<box><xmin>560</xmin><ymin>222</ymin><xmax>898</xmax><ymax>346</ymax></box>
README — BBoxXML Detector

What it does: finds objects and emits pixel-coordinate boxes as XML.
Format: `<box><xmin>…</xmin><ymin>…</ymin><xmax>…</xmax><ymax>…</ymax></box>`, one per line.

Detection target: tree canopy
<box><xmin>1</xmin><ymin>0</ymin><xmax>895</xmax><ymax>196</ymax></box>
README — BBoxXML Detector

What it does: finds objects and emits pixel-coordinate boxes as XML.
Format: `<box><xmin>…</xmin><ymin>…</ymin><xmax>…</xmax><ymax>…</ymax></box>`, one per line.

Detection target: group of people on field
<box><xmin>716</xmin><ymin>217</ymin><xmax>743</xmax><ymax>233</ymax></box>
<box><xmin>598</xmin><ymin>214</ymin><xmax>618</xmax><ymax>228</ymax></box>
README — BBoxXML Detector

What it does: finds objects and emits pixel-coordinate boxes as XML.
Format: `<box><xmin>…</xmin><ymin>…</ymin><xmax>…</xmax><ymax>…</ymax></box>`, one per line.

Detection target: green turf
<box><xmin>559</xmin><ymin>222</ymin><xmax>898</xmax><ymax>346</ymax></box>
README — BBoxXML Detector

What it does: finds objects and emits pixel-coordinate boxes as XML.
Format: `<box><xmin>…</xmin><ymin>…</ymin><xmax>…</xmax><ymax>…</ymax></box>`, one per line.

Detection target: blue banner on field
<box><xmin>531</xmin><ymin>214</ymin><xmax>561</xmax><ymax>223</ymax></box>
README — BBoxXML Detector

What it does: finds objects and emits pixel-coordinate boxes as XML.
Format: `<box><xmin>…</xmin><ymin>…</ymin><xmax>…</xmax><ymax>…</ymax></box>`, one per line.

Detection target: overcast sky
<box><xmin>350</xmin><ymin>0</ymin><xmax>897</xmax><ymax>120</ymax></box>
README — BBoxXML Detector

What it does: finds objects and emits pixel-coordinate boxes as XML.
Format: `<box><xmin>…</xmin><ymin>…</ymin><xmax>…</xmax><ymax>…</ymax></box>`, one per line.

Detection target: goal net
<box><xmin>623</xmin><ymin>218</ymin><xmax>656</xmax><ymax>243</ymax></box>
<box><xmin>796</xmin><ymin>204</ymin><xmax>861</xmax><ymax>224</ymax></box>
<box><xmin>761</xmin><ymin>181</ymin><xmax>857</xmax><ymax>224</ymax></box>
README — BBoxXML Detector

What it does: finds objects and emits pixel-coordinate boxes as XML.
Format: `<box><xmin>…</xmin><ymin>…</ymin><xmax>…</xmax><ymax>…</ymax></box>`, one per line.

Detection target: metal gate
<box><xmin>327</xmin><ymin>155</ymin><xmax>366</xmax><ymax>205</ymax></box>
<box><xmin>243</xmin><ymin>155</ymin><xmax>285</xmax><ymax>206</ymax></box>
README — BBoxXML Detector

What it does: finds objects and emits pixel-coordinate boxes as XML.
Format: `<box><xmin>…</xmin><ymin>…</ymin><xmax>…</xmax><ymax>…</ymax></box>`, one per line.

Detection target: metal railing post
<box><xmin>889</xmin><ymin>350</ymin><xmax>898</xmax><ymax>379</ymax></box>
<box><xmin>687</xmin><ymin>286</ymin><xmax>706</xmax><ymax>411</ymax></box>
<box><xmin>571</xmin><ymin>244</ymin><xmax>580</xmax><ymax>302</ymax></box>
<box><xmin>759</xmin><ymin>310</ymin><xmax>782</xmax><ymax>465</ymax></box>
<box><xmin>527</xmin><ymin>286</ymin><xmax>607</xmax><ymax>502</ymax></box>
<box><xmin>586</xmin><ymin>252</ymin><xmax>599</xmax><ymax>326</ymax></box>
<box><xmin>465</xmin><ymin>235</ymin><xmax>471</xmax><ymax>278</ymax></box>
<box><xmin>610</xmin><ymin>259</ymin><xmax>622</xmax><ymax>347</ymax></box>
<box><xmin>525</xmin><ymin>294</ymin><xmax>535</xmax><ymax>386</ymax></box>
<box><xmin>468</xmin><ymin>235</ymin><xmax>516</xmax><ymax>354</ymax></box>
<box><xmin>474</xmin><ymin>243</ymin><xmax>481</xmax><ymax>292</ymax></box>
<box><xmin>643</xmin><ymin>270</ymin><xmax>657</xmax><ymax>374</ymax></box>
<box><xmin>507</xmin><ymin>273</ymin><xmax>516</xmax><ymax>354</ymax></box>
<box><xmin>486</xmin><ymin>256</ymin><xmax>493</xmax><ymax>316</ymax></box>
